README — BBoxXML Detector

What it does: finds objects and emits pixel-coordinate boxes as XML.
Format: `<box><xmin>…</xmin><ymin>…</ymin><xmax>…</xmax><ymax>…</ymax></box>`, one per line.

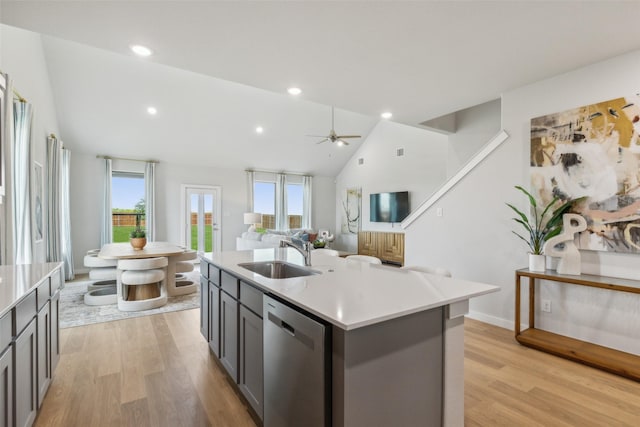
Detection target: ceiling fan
<box><xmin>308</xmin><ymin>106</ymin><xmax>361</xmax><ymax>146</ymax></box>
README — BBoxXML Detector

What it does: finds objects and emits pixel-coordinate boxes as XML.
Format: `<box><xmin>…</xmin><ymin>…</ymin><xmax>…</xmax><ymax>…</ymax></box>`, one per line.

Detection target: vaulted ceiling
<box><xmin>3</xmin><ymin>1</ymin><xmax>640</xmax><ymax>176</ymax></box>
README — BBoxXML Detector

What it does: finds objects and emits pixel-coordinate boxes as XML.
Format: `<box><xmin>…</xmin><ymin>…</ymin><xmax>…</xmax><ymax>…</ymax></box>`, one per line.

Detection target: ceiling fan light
<box><xmin>337</xmin><ymin>140</ymin><xmax>345</xmax><ymax>147</ymax></box>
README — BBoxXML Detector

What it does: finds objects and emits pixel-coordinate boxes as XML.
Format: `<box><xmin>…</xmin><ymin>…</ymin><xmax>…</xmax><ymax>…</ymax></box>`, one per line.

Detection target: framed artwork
<box><xmin>530</xmin><ymin>95</ymin><xmax>640</xmax><ymax>253</ymax></box>
<box><xmin>34</xmin><ymin>161</ymin><xmax>43</xmax><ymax>242</ymax></box>
<box><xmin>341</xmin><ymin>187</ymin><xmax>361</xmax><ymax>234</ymax></box>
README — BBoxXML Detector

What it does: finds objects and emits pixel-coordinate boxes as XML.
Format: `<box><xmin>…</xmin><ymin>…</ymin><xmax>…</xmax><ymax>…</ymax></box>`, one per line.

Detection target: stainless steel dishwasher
<box><xmin>263</xmin><ymin>294</ymin><xmax>331</xmax><ymax>427</ymax></box>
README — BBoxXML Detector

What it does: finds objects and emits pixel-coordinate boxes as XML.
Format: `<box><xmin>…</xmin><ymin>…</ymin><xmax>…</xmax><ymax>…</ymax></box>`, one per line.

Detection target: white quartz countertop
<box><xmin>203</xmin><ymin>249</ymin><xmax>499</xmax><ymax>330</ymax></box>
<box><xmin>0</xmin><ymin>262</ymin><xmax>62</xmax><ymax>318</ymax></box>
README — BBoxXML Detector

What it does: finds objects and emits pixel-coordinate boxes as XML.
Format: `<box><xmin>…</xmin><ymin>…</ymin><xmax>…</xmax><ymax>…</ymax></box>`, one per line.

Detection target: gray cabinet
<box><xmin>220</xmin><ymin>291</ymin><xmax>239</xmax><ymax>382</ymax></box>
<box><xmin>201</xmin><ymin>261</ymin><xmax>265</xmax><ymax>421</ymax></box>
<box><xmin>199</xmin><ymin>277</ymin><xmax>209</xmax><ymax>340</ymax></box>
<box><xmin>36</xmin><ymin>301</ymin><xmax>51</xmax><ymax>408</ymax></box>
<box><xmin>50</xmin><ymin>290</ymin><xmax>60</xmax><ymax>374</ymax></box>
<box><xmin>208</xmin><ymin>283</ymin><xmax>220</xmax><ymax>357</ymax></box>
<box><xmin>0</xmin><ymin>346</ymin><xmax>13</xmax><ymax>427</ymax></box>
<box><xmin>14</xmin><ymin>318</ymin><xmax>37</xmax><ymax>427</ymax></box>
<box><xmin>239</xmin><ymin>305</ymin><xmax>263</xmax><ymax>420</ymax></box>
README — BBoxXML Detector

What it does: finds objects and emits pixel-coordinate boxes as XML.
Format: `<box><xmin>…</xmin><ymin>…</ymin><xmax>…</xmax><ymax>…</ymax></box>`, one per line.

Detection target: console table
<box><xmin>515</xmin><ymin>269</ymin><xmax>640</xmax><ymax>381</ymax></box>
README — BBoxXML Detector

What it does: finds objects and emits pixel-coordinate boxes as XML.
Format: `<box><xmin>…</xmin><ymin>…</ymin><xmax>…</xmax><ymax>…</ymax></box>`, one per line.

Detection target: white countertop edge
<box><xmin>202</xmin><ymin>249</ymin><xmax>500</xmax><ymax>331</ymax></box>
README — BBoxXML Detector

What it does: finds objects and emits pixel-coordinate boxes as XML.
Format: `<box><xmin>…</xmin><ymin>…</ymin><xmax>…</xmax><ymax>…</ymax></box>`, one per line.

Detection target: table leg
<box><xmin>529</xmin><ymin>277</ymin><xmax>535</xmax><ymax>329</ymax></box>
<box><xmin>515</xmin><ymin>273</ymin><xmax>521</xmax><ymax>336</ymax></box>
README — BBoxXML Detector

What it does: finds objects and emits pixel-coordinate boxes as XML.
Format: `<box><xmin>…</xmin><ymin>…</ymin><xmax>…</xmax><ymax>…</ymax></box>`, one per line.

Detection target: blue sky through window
<box><xmin>253</xmin><ymin>182</ymin><xmax>303</xmax><ymax>215</ymax></box>
<box><xmin>112</xmin><ymin>175</ymin><xmax>144</xmax><ymax>209</ymax></box>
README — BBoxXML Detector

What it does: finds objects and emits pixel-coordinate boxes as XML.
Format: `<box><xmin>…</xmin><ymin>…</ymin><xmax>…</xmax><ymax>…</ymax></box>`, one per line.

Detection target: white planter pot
<box><xmin>528</xmin><ymin>254</ymin><xmax>546</xmax><ymax>272</ymax></box>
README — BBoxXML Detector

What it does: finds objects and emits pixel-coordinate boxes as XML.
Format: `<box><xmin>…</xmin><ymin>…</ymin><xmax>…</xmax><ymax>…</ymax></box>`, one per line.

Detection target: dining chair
<box><xmin>346</xmin><ymin>255</ymin><xmax>382</xmax><ymax>264</ymax></box>
<box><xmin>117</xmin><ymin>257</ymin><xmax>168</xmax><ymax>311</ymax></box>
<box><xmin>401</xmin><ymin>265</ymin><xmax>452</xmax><ymax>277</ymax></box>
<box><xmin>313</xmin><ymin>248</ymin><xmax>340</xmax><ymax>257</ymax></box>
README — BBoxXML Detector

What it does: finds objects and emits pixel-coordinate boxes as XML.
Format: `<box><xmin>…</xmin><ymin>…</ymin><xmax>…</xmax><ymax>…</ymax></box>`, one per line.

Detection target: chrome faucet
<box><xmin>280</xmin><ymin>239</ymin><xmax>312</xmax><ymax>266</ymax></box>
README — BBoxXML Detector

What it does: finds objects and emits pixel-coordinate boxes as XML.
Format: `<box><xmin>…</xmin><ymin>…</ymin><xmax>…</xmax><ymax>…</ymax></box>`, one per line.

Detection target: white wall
<box><xmin>447</xmin><ymin>98</ymin><xmax>501</xmax><ymax>177</ymax></box>
<box><xmin>405</xmin><ymin>48</ymin><xmax>640</xmax><ymax>355</ymax></box>
<box><xmin>0</xmin><ymin>24</ymin><xmax>60</xmax><ymax>263</ymax></box>
<box><xmin>334</xmin><ymin>120</ymin><xmax>448</xmax><ymax>250</ymax></box>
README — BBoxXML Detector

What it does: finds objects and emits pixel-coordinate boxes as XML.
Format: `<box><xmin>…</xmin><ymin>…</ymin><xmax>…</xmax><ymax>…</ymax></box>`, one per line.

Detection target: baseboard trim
<box><xmin>466</xmin><ymin>310</ymin><xmax>526</xmax><ymax>332</ymax></box>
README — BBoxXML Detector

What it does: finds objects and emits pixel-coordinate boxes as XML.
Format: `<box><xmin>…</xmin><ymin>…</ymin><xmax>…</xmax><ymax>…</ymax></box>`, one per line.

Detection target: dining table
<box><xmin>99</xmin><ymin>241</ymin><xmax>188</xmax><ymax>300</ymax></box>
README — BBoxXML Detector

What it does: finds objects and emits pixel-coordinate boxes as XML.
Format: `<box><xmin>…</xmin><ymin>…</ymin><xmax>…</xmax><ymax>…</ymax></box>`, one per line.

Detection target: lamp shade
<box><xmin>244</xmin><ymin>212</ymin><xmax>262</xmax><ymax>225</ymax></box>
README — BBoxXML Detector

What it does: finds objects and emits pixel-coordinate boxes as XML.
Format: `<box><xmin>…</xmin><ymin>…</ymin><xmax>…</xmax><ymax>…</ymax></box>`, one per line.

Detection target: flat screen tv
<box><xmin>370</xmin><ymin>191</ymin><xmax>409</xmax><ymax>223</ymax></box>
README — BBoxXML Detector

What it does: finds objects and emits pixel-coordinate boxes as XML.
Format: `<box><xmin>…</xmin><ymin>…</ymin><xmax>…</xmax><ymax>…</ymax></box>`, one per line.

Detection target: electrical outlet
<box><xmin>541</xmin><ymin>299</ymin><xmax>551</xmax><ymax>313</ymax></box>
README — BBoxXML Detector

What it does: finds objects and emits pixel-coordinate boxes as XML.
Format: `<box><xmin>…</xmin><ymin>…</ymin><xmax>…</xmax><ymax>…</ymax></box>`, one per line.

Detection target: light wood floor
<box><xmin>34</xmin><ymin>311</ymin><xmax>640</xmax><ymax>426</ymax></box>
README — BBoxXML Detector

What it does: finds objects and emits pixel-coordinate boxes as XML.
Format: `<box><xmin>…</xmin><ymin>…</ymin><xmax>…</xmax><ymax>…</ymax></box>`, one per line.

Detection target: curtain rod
<box><xmin>245</xmin><ymin>168</ymin><xmax>311</xmax><ymax>177</ymax></box>
<box><xmin>97</xmin><ymin>155</ymin><xmax>159</xmax><ymax>164</ymax></box>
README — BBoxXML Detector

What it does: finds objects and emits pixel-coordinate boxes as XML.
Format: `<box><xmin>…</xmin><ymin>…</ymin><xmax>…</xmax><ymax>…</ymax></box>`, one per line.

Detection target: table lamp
<box><xmin>244</xmin><ymin>212</ymin><xmax>262</xmax><ymax>232</ymax></box>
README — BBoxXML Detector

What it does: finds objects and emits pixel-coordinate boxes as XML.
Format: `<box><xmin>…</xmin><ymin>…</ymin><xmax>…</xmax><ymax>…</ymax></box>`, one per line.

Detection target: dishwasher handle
<box><xmin>267</xmin><ymin>311</ymin><xmax>315</xmax><ymax>350</ymax></box>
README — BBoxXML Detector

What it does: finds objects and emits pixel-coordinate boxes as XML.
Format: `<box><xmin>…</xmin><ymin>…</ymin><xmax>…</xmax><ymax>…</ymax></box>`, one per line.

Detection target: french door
<box><xmin>181</xmin><ymin>185</ymin><xmax>221</xmax><ymax>254</ymax></box>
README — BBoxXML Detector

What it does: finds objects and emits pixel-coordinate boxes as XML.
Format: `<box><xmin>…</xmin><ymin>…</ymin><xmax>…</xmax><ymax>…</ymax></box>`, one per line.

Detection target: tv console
<box><xmin>358</xmin><ymin>231</ymin><xmax>404</xmax><ymax>266</ymax></box>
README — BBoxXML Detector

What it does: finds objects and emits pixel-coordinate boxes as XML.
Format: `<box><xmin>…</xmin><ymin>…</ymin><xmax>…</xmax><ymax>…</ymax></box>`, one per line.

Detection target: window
<box><xmin>251</xmin><ymin>173</ymin><xmax>311</xmax><ymax>230</ymax></box>
<box><xmin>254</xmin><ymin>181</ymin><xmax>276</xmax><ymax>229</ymax></box>
<box><xmin>111</xmin><ymin>171</ymin><xmax>145</xmax><ymax>242</ymax></box>
<box><xmin>287</xmin><ymin>183</ymin><xmax>303</xmax><ymax>229</ymax></box>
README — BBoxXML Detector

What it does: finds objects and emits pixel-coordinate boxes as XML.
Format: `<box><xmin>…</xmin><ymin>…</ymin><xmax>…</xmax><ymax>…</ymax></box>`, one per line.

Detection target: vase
<box><xmin>130</xmin><ymin>237</ymin><xmax>147</xmax><ymax>251</ymax></box>
<box><xmin>528</xmin><ymin>253</ymin><xmax>545</xmax><ymax>272</ymax></box>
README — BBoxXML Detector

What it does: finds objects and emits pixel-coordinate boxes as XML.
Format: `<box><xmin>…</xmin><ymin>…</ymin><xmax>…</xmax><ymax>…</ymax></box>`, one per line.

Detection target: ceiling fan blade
<box><xmin>336</xmin><ymin>135</ymin><xmax>361</xmax><ymax>139</ymax></box>
<box><xmin>316</xmin><ymin>138</ymin><xmax>329</xmax><ymax>144</ymax></box>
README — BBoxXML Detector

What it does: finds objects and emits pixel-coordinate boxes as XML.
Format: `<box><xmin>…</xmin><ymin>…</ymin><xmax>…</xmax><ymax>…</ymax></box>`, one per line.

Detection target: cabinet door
<box><xmin>36</xmin><ymin>302</ymin><xmax>51</xmax><ymax>408</ymax></box>
<box><xmin>0</xmin><ymin>347</ymin><xmax>13</xmax><ymax>427</ymax></box>
<box><xmin>50</xmin><ymin>290</ymin><xmax>60</xmax><ymax>374</ymax></box>
<box><xmin>208</xmin><ymin>284</ymin><xmax>220</xmax><ymax>357</ymax></box>
<box><xmin>220</xmin><ymin>292</ymin><xmax>238</xmax><ymax>382</ymax></box>
<box><xmin>378</xmin><ymin>232</ymin><xmax>405</xmax><ymax>265</ymax></box>
<box><xmin>239</xmin><ymin>306</ymin><xmax>263</xmax><ymax>420</ymax></box>
<box><xmin>358</xmin><ymin>231</ymin><xmax>378</xmax><ymax>256</ymax></box>
<box><xmin>199</xmin><ymin>277</ymin><xmax>209</xmax><ymax>340</ymax></box>
<box><xmin>15</xmin><ymin>318</ymin><xmax>37</xmax><ymax>427</ymax></box>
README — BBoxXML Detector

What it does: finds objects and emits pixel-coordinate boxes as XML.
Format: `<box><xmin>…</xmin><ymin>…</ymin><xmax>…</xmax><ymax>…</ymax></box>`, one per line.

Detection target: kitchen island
<box><xmin>200</xmin><ymin>248</ymin><xmax>498</xmax><ymax>427</ymax></box>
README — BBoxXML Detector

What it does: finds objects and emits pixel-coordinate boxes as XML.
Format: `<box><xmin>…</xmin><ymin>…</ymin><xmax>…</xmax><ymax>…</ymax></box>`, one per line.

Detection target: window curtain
<box><xmin>275</xmin><ymin>173</ymin><xmax>287</xmax><ymax>230</ymax></box>
<box><xmin>0</xmin><ymin>75</ymin><xmax>14</xmax><ymax>264</ymax></box>
<box><xmin>60</xmin><ymin>148</ymin><xmax>74</xmax><ymax>280</ymax></box>
<box><xmin>144</xmin><ymin>162</ymin><xmax>155</xmax><ymax>241</ymax></box>
<box><xmin>246</xmin><ymin>170</ymin><xmax>254</xmax><ymax>212</ymax></box>
<box><xmin>46</xmin><ymin>135</ymin><xmax>61</xmax><ymax>263</ymax></box>
<box><xmin>100</xmin><ymin>158</ymin><xmax>112</xmax><ymax>246</ymax></box>
<box><xmin>302</xmin><ymin>175</ymin><xmax>312</xmax><ymax>229</ymax></box>
<box><xmin>12</xmin><ymin>100</ymin><xmax>33</xmax><ymax>264</ymax></box>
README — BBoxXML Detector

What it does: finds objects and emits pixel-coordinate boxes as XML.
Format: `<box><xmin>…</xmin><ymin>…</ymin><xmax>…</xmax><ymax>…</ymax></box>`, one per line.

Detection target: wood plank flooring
<box><xmin>34</xmin><ymin>311</ymin><xmax>640</xmax><ymax>426</ymax></box>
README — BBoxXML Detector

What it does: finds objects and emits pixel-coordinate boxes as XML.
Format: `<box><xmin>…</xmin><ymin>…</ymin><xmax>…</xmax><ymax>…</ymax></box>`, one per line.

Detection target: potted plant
<box><xmin>129</xmin><ymin>214</ymin><xmax>147</xmax><ymax>250</ymax></box>
<box><xmin>506</xmin><ymin>185</ymin><xmax>582</xmax><ymax>271</ymax></box>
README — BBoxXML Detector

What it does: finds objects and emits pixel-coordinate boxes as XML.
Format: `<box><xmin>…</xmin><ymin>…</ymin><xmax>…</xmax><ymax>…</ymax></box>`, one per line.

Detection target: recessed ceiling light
<box><xmin>287</xmin><ymin>87</ymin><xmax>302</xmax><ymax>96</ymax></box>
<box><xmin>131</xmin><ymin>44</ymin><xmax>153</xmax><ymax>57</ymax></box>
<box><xmin>147</xmin><ymin>106</ymin><xmax>157</xmax><ymax>115</ymax></box>
<box><xmin>256</xmin><ymin>126</ymin><xmax>264</xmax><ymax>134</ymax></box>
<box><xmin>381</xmin><ymin>111</ymin><xmax>393</xmax><ymax>119</ymax></box>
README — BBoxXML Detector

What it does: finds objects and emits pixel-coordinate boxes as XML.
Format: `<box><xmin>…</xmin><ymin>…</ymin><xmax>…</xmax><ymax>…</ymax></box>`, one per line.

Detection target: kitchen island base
<box><xmin>332</xmin><ymin>306</ymin><xmax>443</xmax><ymax>426</ymax></box>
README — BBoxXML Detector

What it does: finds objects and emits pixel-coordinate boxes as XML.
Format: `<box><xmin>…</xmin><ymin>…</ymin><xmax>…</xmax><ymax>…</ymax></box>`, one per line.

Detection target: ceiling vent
<box><xmin>396</xmin><ymin>148</ymin><xmax>404</xmax><ymax>157</ymax></box>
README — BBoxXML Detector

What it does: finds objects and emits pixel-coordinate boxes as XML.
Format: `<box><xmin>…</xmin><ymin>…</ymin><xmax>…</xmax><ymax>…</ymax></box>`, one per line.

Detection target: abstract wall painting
<box><xmin>341</xmin><ymin>187</ymin><xmax>361</xmax><ymax>234</ymax></box>
<box><xmin>530</xmin><ymin>94</ymin><xmax>640</xmax><ymax>253</ymax></box>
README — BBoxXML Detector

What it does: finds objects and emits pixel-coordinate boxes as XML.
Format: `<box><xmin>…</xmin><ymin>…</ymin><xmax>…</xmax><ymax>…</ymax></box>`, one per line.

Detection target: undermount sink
<box><xmin>238</xmin><ymin>261</ymin><xmax>320</xmax><ymax>279</ymax></box>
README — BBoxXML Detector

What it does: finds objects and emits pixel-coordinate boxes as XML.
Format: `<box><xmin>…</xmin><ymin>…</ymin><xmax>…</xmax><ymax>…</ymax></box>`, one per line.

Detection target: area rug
<box><xmin>59</xmin><ymin>269</ymin><xmax>200</xmax><ymax>328</ymax></box>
